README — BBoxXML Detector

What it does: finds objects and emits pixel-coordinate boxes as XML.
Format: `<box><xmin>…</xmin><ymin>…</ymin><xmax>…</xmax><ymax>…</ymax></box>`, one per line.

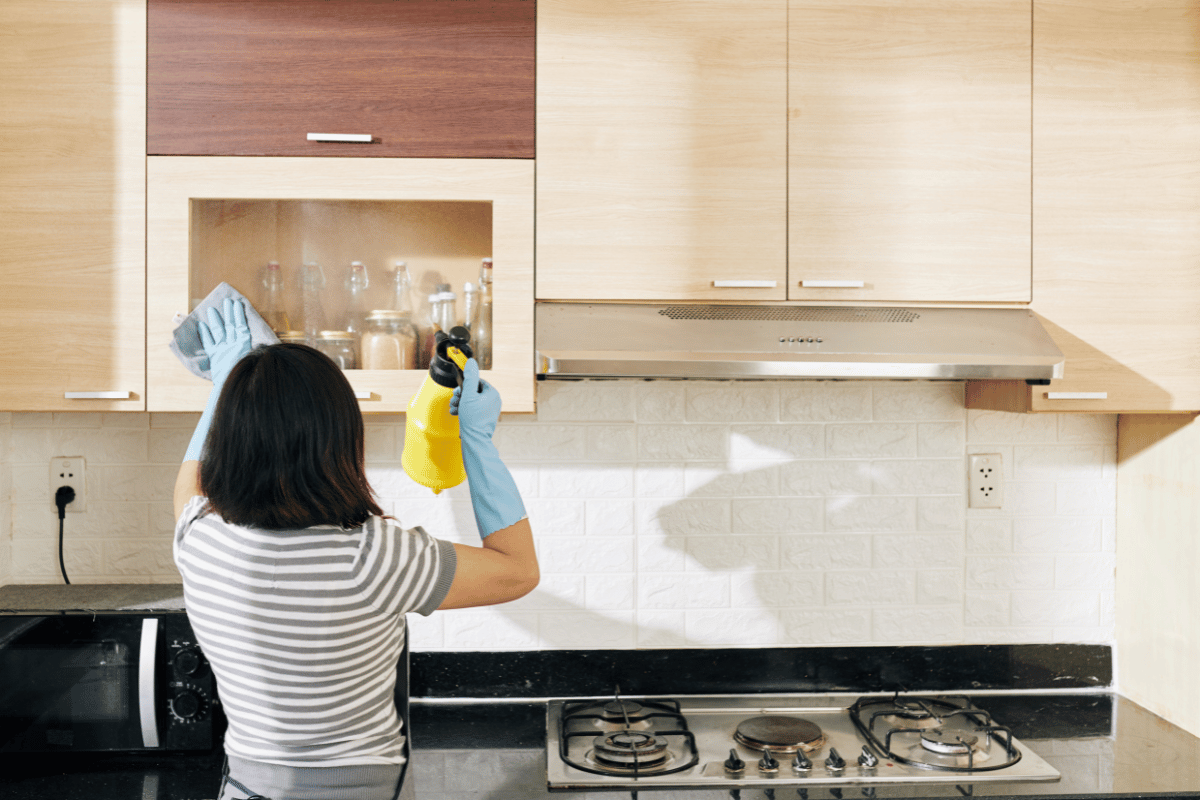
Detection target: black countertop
<box><xmin>5</xmin><ymin>693</ymin><xmax>1199</xmax><ymax>800</ymax></box>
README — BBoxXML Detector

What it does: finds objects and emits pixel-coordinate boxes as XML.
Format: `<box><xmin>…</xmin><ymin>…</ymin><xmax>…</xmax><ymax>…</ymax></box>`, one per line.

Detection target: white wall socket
<box><xmin>968</xmin><ymin>453</ymin><xmax>1003</xmax><ymax>509</ymax></box>
<box><xmin>50</xmin><ymin>457</ymin><xmax>86</xmax><ymax>512</ymax></box>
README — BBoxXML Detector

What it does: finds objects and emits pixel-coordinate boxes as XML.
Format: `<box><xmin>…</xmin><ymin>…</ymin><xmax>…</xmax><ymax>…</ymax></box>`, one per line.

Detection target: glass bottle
<box><xmin>421</xmin><ymin>285</ymin><xmax>457</xmax><ymax>370</ymax></box>
<box><xmin>461</xmin><ymin>281</ymin><xmax>479</xmax><ymax>331</ymax></box>
<box><xmin>298</xmin><ymin>262</ymin><xmax>327</xmax><ymax>346</ymax></box>
<box><xmin>475</xmin><ymin>257</ymin><xmax>493</xmax><ymax>369</ymax></box>
<box><xmin>391</xmin><ymin>261</ymin><xmax>415</xmax><ymax>316</ymax></box>
<box><xmin>260</xmin><ymin>260</ymin><xmax>291</xmax><ymax>334</ymax></box>
<box><xmin>361</xmin><ymin>310</ymin><xmax>419</xmax><ymax>370</ymax></box>
<box><xmin>343</xmin><ymin>260</ymin><xmax>370</xmax><ymax>338</ymax></box>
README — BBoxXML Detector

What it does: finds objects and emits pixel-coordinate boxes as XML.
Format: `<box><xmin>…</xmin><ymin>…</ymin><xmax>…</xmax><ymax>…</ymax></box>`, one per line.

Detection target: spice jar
<box><xmin>315</xmin><ymin>330</ymin><xmax>358</xmax><ymax>370</ymax></box>
<box><xmin>360</xmin><ymin>310</ymin><xmax>418</xmax><ymax>370</ymax></box>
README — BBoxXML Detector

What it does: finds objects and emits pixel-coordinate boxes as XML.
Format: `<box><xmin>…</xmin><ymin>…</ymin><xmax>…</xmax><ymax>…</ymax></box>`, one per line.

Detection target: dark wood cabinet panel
<box><xmin>148</xmin><ymin>0</ymin><xmax>534</xmax><ymax>158</ymax></box>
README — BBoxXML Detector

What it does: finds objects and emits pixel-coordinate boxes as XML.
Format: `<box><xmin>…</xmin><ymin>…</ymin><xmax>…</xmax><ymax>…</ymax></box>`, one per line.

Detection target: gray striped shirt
<box><xmin>173</xmin><ymin>495</ymin><xmax>456</xmax><ymax>767</ymax></box>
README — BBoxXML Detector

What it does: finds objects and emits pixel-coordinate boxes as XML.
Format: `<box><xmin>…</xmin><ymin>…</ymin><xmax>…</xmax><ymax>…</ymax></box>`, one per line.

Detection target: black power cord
<box><xmin>54</xmin><ymin>486</ymin><xmax>75</xmax><ymax>585</ymax></box>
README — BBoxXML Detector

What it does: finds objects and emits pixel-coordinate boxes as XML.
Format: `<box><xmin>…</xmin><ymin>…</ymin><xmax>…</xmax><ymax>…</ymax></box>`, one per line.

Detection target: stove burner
<box><xmin>590</xmin><ymin>731</ymin><xmax>671</xmax><ymax>770</ymax></box>
<box><xmin>921</xmin><ymin>729</ymin><xmax>979</xmax><ymax>756</ymax></box>
<box><xmin>878</xmin><ymin>712</ymin><xmax>942</xmax><ymax>730</ymax></box>
<box><xmin>600</xmin><ymin>699</ymin><xmax>647</xmax><ymax>724</ymax></box>
<box><xmin>734</xmin><ymin>715</ymin><xmax>826</xmax><ymax>754</ymax></box>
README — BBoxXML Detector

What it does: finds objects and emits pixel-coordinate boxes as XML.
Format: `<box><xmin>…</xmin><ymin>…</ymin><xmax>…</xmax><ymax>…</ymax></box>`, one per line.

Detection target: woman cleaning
<box><xmin>172</xmin><ymin>298</ymin><xmax>538</xmax><ymax>800</ymax></box>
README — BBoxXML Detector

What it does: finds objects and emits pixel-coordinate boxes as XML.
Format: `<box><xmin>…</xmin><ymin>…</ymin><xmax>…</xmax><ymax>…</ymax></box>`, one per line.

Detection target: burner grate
<box><xmin>558</xmin><ymin>696</ymin><xmax>700</xmax><ymax>778</ymax></box>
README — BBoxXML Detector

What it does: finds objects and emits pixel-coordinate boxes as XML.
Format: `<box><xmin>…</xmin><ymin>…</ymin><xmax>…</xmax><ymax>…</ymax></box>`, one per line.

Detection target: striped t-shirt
<box><xmin>173</xmin><ymin>495</ymin><xmax>456</xmax><ymax>767</ymax></box>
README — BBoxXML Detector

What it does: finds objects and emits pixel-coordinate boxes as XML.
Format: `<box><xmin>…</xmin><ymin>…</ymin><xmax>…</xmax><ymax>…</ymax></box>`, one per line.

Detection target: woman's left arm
<box><xmin>174</xmin><ymin>298</ymin><xmax>253</xmax><ymax>521</ymax></box>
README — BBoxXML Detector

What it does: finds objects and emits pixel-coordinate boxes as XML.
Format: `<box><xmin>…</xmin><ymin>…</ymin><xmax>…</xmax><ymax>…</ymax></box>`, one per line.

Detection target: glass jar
<box><xmin>315</xmin><ymin>330</ymin><xmax>358</xmax><ymax>370</ymax></box>
<box><xmin>361</xmin><ymin>310</ymin><xmax>418</xmax><ymax>370</ymax></box>
<box><xmin>277</xmin><ymin>331</ymin><xmax>307</xmax><ymax>345</ymax></box>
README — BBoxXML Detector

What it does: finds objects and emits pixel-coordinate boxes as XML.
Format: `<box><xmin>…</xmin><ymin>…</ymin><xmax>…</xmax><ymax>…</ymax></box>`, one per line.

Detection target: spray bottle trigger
<box><xmin>445</xmin><ymin>345</ymin><xmax>483</xmax><ymax>393</ymax></box>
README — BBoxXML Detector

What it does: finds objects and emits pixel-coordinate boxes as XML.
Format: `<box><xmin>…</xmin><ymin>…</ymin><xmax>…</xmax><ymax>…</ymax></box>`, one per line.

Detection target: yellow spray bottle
<box><xmin>402</xmin><ymin>327</ymin><xmax>473</xmax><ymax>494</ymax></box>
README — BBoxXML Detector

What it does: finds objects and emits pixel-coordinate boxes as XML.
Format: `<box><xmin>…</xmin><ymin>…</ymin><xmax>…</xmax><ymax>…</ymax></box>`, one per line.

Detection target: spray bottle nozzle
<box><xmin>430</xmin><ymin>327</ymin><xmax>479</xmax><ymax>390</ymax></box>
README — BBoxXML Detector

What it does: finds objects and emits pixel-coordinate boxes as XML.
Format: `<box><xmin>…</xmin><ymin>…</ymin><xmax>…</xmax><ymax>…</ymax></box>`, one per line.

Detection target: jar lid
<box><xmin>318</xmin><ymin>330</ymin><xmax>355</xmax><ymax>341</ymax></box>
<box><xmin>366</xmin><ymin>309</ymin><xmax>413</xmax><ymax>321</ymax></box>
<box><xmin>277</xmin><ymin>331</ymin><xmax>306</xmax><ymax>343</ymax></box>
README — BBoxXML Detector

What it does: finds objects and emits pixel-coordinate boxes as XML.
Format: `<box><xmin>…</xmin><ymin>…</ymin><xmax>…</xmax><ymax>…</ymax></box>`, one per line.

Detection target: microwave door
<box><xmin>0</xmin><ymin>616</ymin><xmax>149</xmax><ymax>752</ymax></box>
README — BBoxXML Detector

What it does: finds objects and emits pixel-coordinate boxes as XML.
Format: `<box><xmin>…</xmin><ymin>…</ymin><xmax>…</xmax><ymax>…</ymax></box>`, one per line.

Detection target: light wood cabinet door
<box><xmin>536</xmin><ymin>0</ymin><xmax>787</xmax><ymax>301</ymax></box>
<box><xmin>0</xmin><ymin>0</ymin><xmax>146</xmax><ymax>411</ymax></box>
<box><xmin>968</xmin><ymin>0</ymin><xmax>1200</xmax><ymax>413</ymax></box>
<box><xmin>147</xmin><ymin>157</ymin><xmax>535</xmax><ymax>414</ymax></box>
<box><xmin>788</xmin><ymin>0</ymin><xmax>1032</xmax><ymax>303</ymax></box>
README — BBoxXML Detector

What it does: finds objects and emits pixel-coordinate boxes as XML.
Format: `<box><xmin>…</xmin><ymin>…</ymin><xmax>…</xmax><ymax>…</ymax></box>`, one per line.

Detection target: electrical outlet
<box><xmin>968</xmin><ymin>453</ymin><xmax>1003</xmax><ymax>509</ymax></box>
<box><xmin>50</xmin><ymin>457</ymin><xmax>86</xmax><ymax>512</ymax></box>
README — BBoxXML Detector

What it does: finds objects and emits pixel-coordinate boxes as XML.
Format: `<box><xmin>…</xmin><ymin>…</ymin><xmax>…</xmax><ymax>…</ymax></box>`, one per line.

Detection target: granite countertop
<box><xmin>4</xmin><ymin>694</ymin><xmax>1199</xmax><ymax>800</ymax></box>
<box><xmin>0</xmin><ymin>583</ymin><xmax>186</xmax><ymax>614</ymax></box>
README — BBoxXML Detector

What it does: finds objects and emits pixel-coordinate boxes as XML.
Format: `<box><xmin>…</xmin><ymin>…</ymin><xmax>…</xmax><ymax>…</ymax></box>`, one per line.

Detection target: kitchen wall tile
<box><xmin>779</xmin><ymin>382</ymin><xmax>872</xmax><ymax>422</ymax></box>
<box><xmin>0</xmin><ymin>383</ymin><xmax>1118</xmax><ymax>650</ymax></box>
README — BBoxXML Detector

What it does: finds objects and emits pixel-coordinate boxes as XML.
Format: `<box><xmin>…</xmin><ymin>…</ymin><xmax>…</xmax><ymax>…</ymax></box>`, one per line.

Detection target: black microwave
<box><xmin>0</xmin><ymin>613</ymin><xmax>222</xmax><ymax>753</ymax></box>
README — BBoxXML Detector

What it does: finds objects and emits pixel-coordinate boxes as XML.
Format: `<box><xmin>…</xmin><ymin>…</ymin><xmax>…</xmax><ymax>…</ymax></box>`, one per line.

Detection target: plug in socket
<box><xmin>50</xmin><ymin>457</ymin><xmax>86</xmax><ymax>512</ymax></box>
<box><xmin>968</xmin><ymin>453</ymin><xmax>1002</xmax><ymax>509</ymax></box>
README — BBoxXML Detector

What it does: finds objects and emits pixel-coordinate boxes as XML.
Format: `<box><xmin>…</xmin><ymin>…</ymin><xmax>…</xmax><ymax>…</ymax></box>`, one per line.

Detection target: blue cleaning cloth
<box><xmin>169</xmin><ymin>282</ymin><xmax>279</xmax><ymax>381</ymax></box>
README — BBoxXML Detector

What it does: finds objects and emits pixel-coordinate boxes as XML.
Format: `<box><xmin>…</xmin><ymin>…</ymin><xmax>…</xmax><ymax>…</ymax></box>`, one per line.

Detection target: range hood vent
<box><xmin>536</xmin><ymin>302</ymin><xmax>1064</xmax><ymax>381</ymax></box>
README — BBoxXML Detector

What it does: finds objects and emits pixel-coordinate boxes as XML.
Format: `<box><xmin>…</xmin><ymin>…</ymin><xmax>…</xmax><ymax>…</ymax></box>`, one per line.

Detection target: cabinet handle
<box><xmin>307</xmin><ymin>133</ymin><xmax>373</xmax><ymax>143</ymax></box>
<box><xmin>64</xmin><ymin>391</ymin><xmax>132</xmax><ymax>400</ymax></box>
<box><xmin>799</xmin><ymin>280</ymin><xmax>866</xmax><ymax>288</ymax></box>
<box><xmin>1046</xmin><ymin>392</ymin><xmax>1108</xmax><ymax>400</ymax></box>
<box><xmin>712</xmin><ymin>280</ymin><xmax>778</xmax><ymax>288</ymax></box>
<box><xmin>354</xmin><ymin>391</ymin><xmax>374</xmax><ymax>400</ymax></box>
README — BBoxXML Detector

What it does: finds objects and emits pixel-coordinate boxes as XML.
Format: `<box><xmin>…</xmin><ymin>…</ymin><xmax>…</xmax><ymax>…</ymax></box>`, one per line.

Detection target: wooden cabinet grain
<box><xmin>967</xmin><ymin>0</ymin><xmax>1200</xmax><ymax>413</ymax></box>
<box><xmin>535</xmin><ymin>0</ymin><xmax>788</xmax><ymax>301</ymax></box>
<box><xmin>0</xmin><ymin>0</ymin><xmax>146</xmax><ymax>411</ymax></box>
<box><xmin>148</xmin><ymin>0</ymin><xmax>535</xmax><ymax>159</ymax></box>
<box><xmin>788</xmin><ymin>0</ymin><xmax>1032</xmax><ymax>304</ymax></box>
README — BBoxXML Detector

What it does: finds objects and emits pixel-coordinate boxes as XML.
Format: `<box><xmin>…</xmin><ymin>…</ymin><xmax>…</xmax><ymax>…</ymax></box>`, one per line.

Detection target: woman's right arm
<box><xmin>439</xmin><ymin>517</ymin><xmax>539</xmax><ymax>609</ymax></box>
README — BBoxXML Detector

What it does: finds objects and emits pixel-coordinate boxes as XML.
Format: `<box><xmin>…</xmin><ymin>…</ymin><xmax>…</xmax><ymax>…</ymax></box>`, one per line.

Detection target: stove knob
<box><xmin>792</xmin><ymin>750</ymin><xmax>812</xmax><ymax>773</ymax></box>
<box><xmin>758</xmin><ymin>748</ymin><xmax>780</xmax><ymax>773</ymax></box>
<box><xmin>723</xmin><ymin>749</ymin><xmax>746</xmax><ymax>774</ymax></box>
<box><xmin>831</xmin><ymin>789</ymin><xmax>844</xmax><ymax>800</ymax></box>
<box><xmin>825</xmin><ymin>747</ymin><xmax>846</xmax><ymax>773</ymax></box>
<box><xmin>858</xmin><ymin>746</ymin><xmax>879</xmax><ymax>770</ymax></box>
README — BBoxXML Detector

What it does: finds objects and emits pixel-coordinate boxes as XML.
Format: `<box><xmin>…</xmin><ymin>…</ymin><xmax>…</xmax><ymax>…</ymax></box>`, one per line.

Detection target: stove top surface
<box><xmin>548</xmin><ymin>694</ymin><xmax>1061</xmax><ymax>791</ymax></box>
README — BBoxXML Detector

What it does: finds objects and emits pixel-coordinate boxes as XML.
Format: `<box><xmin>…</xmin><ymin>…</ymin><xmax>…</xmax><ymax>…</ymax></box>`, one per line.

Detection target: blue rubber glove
<box><xmin>184</xmin><ymin>298</ymin><xmax>254</xmax><ymax>462</ymax></box>
<box><xmin>450</xmin><ymin>359</ymin><xmax>527</xmax><ymax>538</ymax></box>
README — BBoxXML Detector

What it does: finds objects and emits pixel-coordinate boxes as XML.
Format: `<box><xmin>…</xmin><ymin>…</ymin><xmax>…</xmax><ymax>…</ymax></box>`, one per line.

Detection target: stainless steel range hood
<box><xmin>536</xmin><ymin>303</ymin><xmax>1064</xmax><ymax>381</ymax></box>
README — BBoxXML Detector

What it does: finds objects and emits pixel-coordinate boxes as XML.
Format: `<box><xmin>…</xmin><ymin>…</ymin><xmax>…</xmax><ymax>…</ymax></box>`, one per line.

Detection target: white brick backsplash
<box><xmin>732</xmin><ymin>571</ymin><xmax>823</xmax><ymax>608</ymax></box>
<box><xmin>872</xmin><ymin>382</ymin><xmax>965</xmax><ymax>421</ymax></box>
<box><xmin>780</xmin><ymin>534</ymin><xmax>872</xmax><ymax>571</ymax></box>
<box><xmin>685</xmin><ymin>463</ymin><xmax>779</xmax><ymax>497</ymax></box>
<box><xmin>537</xmin><ymin>381</ymin><xmax>635</xmax><ymax>422</ymax></box>
<box><xmin>967</xmin><ymin>556</ymin><xmax>1056</xmax><ymax>590</ymax></box>
<box><xmin>780</xmin><ymin>382</ymin><xmax>872</xmax><ymax>422</ymax></box>
<box><xmin>779</xmin><ymin>460</ymin><xmax>872</xmax><ymax>496</ymax></box>
<box><xmin>732</xmin><ymin>497</ymin><xmax>822</xmax><ymax>534</ymax></box>
<box><xmin>967</xmin><ymin>410</ymin><xmax>1058</xmax><ymax>443</ymax></box>
<box><xmin>873</xmin><ymin>534</ymin><xmax>963</xmax><ymax>570</ymax></box>
<box><xmin>586</xmin><ymin>499</ymin><xmax>635</xmax><ymax>536</ymax></box>
<box><xmin>827</xmin><ymin>570</ymin><xmax>916</xmax><ymax>605</ymax></box>
<box><xmin>639</xmin><ymin>425</ymin><xmax>727</xmax><ymax>460</ymax></box>
<box><xmin>0</xmin><ymin>384</ymin><xmax>1117</xmax><ymax>650</ymax></box>
<box><xmin>1011</xmin><ymin>591</ymin><xmax>1100</xmax><ymax>627</ymax></box>
<box><xmin>826</xmin><ymin>496</ymin><xmax>914</xmax><ymax>532</ymax></box>
<box><xmin>639</xmin><ymin>573</ymin><xmax>730</xmax><ymax>609</ymax></box>
<box><xmin>1014</xmin><ymin>517</ymin><xmax>1102</xmax><ymax>553</ymax></box>
<box><xmin>685</xmin><ymin>535</ymin><xmax>779</xmax><ymax>571</ymax></box>
<box><xmin>685</xmin><ymin>382</ymin><xmax>778</xmax><ymax>422</ymax></box>
<box><xmin>873</xmin><ymin>608</ymin><xmax>964</xmax><ymax>643</ymax></box>
<box><xmin>827</xmin><ymin>423</ymin><xmax>917</xmax><ymax>458</ymax></box>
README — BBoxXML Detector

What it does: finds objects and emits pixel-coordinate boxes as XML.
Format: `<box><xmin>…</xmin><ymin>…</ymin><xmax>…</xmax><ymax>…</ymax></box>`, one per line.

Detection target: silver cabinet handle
<box><xmin>1046</xmin><ymin>392</ymin><xmax>1108</xmax><ymax>400</ymax></box>
<box><xmin>712</xmin><ymin>280</ymin><xmax>778</xmax><ymax>288</ymax></box>
<box><xmin>307</xmin><ymin>133</ymin><xmax>372</xmax><ymax>143</ymax></box>
<box><xmin>354</xmin><ymin>391</ymin><xmax>374</xmax><ymax>400</ymax></box>
<box><xmin>64</xmin><ymin>391</ymin><xmax>132</xmax><ymax>400</ymax></box>
<box><xmin>138</xmin><ymin>618</ymin><xmax>161</xmax><ymax>748</ymax></box>
<box><xmin>799</xmin><ymin>280</ymin><xmax>866</xmax><ymax>288</ymax></box>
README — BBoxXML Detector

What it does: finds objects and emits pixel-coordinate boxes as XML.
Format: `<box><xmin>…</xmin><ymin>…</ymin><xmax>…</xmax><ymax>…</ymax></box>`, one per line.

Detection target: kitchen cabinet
<box><xmin>788</xmin><ymin>0</ymin><xmax>1032</xmax><ymax>303</ymax></box>
<box><xmin>967</xmin><ymin>0</ymin><xmax>1200</xmax><ymax>413</ymax></box>
<box><xmin>535</xmin><ymin>0</ymin><xmax>788</xmax><ymax>301</ymax></box>
<box><xmin>147</xmin><ymin>0</ymin><xmax>535</xmax><ymax>159</ymax></box>
<box><xmin>0</xmin><ymin>0</ymin><xmax>146</xmax><ymax>411</ymax></box>
<box><xmin>147</xmin><ymin>157</ymin><xmax>535</xmax><ymax>413</ymax></box>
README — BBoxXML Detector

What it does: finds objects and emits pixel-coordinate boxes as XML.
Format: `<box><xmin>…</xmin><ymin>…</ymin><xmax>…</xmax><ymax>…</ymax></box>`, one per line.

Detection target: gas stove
<box><xmin>546</xmin><ymin>693</ymin><xmax>1060</xmax><ymax>792</ymax></box>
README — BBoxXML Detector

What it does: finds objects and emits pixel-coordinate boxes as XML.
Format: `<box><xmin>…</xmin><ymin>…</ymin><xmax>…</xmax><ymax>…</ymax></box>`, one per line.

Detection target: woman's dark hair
<box><xmin>199</xmin><ymin>343</ymin><xmax>385</xmax><ymax>530</ymax></box>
